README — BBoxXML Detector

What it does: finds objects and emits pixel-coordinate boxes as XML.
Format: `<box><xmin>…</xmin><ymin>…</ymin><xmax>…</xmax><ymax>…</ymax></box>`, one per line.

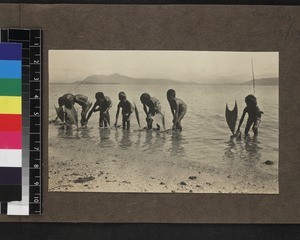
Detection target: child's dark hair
<box><xmin>245</xmin><ymin>94</ymin><xmax>257</xmax><ymax>106</ymax></box>
<box><xmin>118</xmin><ymin>92</ymin><xmax>126</xmax><ymax>100</ymax></box>
<box><xmin>140</xmin><ymin>93</ymin><xmax>150</xmax><ymax>103</ymax></box>
<box><xmin>167</xmin><ymin>89</ymin><xmax>176</xmax><ymax>99</ymax></box>
<box><xmin>95</xmin><ymin>92</ymin><xmax>104</xmax><ymax>100</ymax></box>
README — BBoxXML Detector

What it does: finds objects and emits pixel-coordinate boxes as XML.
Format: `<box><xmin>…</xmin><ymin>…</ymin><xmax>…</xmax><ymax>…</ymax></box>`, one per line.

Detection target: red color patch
<box><xmin>0</xmin><ymin>114</ymin><xmax>22</xmax><ymax>132</ymax></box>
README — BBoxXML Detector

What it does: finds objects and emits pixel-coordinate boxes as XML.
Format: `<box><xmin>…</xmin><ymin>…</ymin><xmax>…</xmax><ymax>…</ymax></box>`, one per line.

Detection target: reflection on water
<box><xmin>223</xmin><ymin>139</ymin><xmax>237</xmax><ymax>160</ymax></box>
<box><xmin>53</xmin><ymin>122</ymin><xmax>265</xmax><ymax>174</ymax></box>
<box><xmin>244</xmin><ymin>136</ymin><xmax>262</xmax><ymax>163</ymax></box>
<box><xmin>223</xmin><ymin>135</ymin><xmax>262</xmax><ymax>168</ymax></box>
<box><xmin>141</xmin><ymin>131</ymin><xmax>154</xmax><ymax>153</ymax></box>
<box><xmin>57</xmin><ymin>126</ymin><xmax>79</xmax><ymax>139</ymax></box>
<box><xmin>99</xmin><ymin>128</ymin><xmax>114</xmax><ymax>148</ymax></box>
<box><xmin>55</xmin><ymin>125</ymin><xmax>187</xmax><ymax>157</ymax></box>
<box><xmin>118</xmin><ymin>130</ymin><xmax>133</xmax><ymax>149</ymax></box>
<box><xmin>169</xmin><ymin>131</ymin><xmax>185</xmax><ymax>157</ymax></box>
<box><xmin>135</xmin><ymin>131</ymin><xmax>142</xmax><ymax>146</ymax></box>
<box><xmin>80</xmin><ymin>127</ymin><xmax>92</xmax><ymax>139</ymax></box>
<box><xmin>142</xmin><ymin>131</ymin><xmax>166</xmax><ymax>153</ymax></box>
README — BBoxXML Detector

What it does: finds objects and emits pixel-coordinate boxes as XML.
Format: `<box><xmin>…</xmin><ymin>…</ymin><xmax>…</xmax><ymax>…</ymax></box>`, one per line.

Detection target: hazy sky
<box><xmin>49</xmin><ymin>50</ymin><xmax>278</xmax><ymax>84</ymax></box>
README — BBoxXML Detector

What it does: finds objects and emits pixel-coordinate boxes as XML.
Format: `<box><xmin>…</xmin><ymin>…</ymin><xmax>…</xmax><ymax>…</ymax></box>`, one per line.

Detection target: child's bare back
<box><xmin>170</xmin><ymin>98</ymin><xmax>187</xmax><ymax>112</ymax></box>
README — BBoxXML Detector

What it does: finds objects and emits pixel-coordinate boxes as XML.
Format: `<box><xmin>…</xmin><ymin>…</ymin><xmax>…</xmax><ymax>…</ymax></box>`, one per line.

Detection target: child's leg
<box><xmin>105</xmin><ymin>111</ymin><xmax>110</xmax><ymax>127</ymax></box>
<box><xmin>252</xmin><ymin>125</ymin><xmax>258</xmax><ymax>135</ymax></box>
<box><xmin>104</xmin><ymin>116</ymin><xmax>108</xmax><ymax>127</ymax></box>
<box><xmin>252</xmin><ymin>119</ymin><xmax>260</xmax><ymax>135</ymax></box>
<box><xmin>124</xmin><ymin>113</ymin><xmax>131</xmax><ymax>130</ymax></box>
<box><xmin>126</xmin><ymin>120</ymin><xmax>130</xmax><ymax>130</ymax></box>
<box><xmin>176</xmin><ymin>122</ymin><xmax>182</xmax><ymax>131</ymax></box>
<box><xmin>244</xmin><ymin>119</ymin><xmax>253</xmax><ymax>135</ymax></box>
<box><xmin>146</xmin><ymin>117</ymin><xmax>153</xmax><ymax>129</ymax></box>
<box><xmin>122</xmin><ymin>116</ymin><xmax>126</xmax><ymax>129</ymax></box>
<box><xmin>102</xmin><ymin>110</ymin><xmax>109</xmax><ymax>127</ymax></box>
<box><xmin>176</xmin><ymin>109</ymin><xmax>186</xmax><ymax>130</ymax></box>
<box><xmin>99</xmin><ymin>112</ymin><xmax>104</xmax><ymax>127</ymax></box>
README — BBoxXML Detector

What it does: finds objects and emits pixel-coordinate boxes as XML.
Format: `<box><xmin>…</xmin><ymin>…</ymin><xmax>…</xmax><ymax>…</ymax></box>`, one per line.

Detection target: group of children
<box><xmin>57</xmin><ymin>90</ymin><xmax>262</xmax><ymax>136</ymax></box>
<box><xmin>57</xmin><ymin>89</ymin><xmax>187</xmax><ymax>132</ymax></box>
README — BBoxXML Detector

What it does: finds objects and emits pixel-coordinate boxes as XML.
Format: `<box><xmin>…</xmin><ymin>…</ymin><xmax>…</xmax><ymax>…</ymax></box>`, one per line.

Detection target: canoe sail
<box><xmin>65</xmin><ymin>106</ymin><xmax>79</xmax><ymax>128</ymax></box>
<box><xmin>133</xmin><ymin>101</ymin><xmax>141</xmax><ymax>128</ymax></box>
<box><xmin>252</xmin><ymin>58</ymin><xmax>255</xmax><ymax>94</ymax></box>
<box><xmin>159</xmin><ymin>112</ymin><xmax>166</xmax><ymax>130</ymax></box>
<box><xmin>55</xmin><ymin>105</ymin><xmax>79</xmax><ymax>128</ymax></box>
<box><xmin>55</xmin><ymin>105</ymin><xmax>65</xmax><ymax>122</ymax></box>
<box><xmin>225</xmin><ymin>101</ymin><xmax>238</xmax><ymax>134</ymax></box>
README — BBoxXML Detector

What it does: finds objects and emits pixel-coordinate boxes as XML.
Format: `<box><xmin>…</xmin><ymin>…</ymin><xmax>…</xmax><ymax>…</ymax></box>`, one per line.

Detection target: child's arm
<box><xmin>57</xmin><ymin>97</ymin><xmax>64</xmax><ymax>113</ymax></box>
<box><xmin>148</xmin><ymin>100</ymin><xmax>157</xmax><ymax>116</ymax></box>
<box><xmin>94</xmin><ymin>104</ymin><xmax>101</xmax><ymax>112</ymax></box>
<box><xmin>172</xmin><ymin>101</ymin><xmax>180</xmax><ymax>128</ymax></box>
<box><xmin>127</xmin><ymin>103</ymin><xmax>134</xmax><ymax>118</ymax></box>
<box><xmin>168</xmin><ymin>101</ymin><xmax>175</xmax><ymax>119</ymax></box>
<box><xmin>103</xmin><ymin>98</ymin><xmax>112</xmax><ymax>114</ymax></box>
<box><xmin>86</xmin><ymin>102</ymin><xmax>97</xmax><ymax>122</ymax></box>
<box><xmin>143</xmin><ymin>103</ymin><xmax>148</xmax><ymax>116</ymax></box>
<box><xmin>236</xmin><ymin>108</ymin><xmax>247</xmax><ymax>132</ymax></box>
<box><xmin>257</xmin><ymin>106</ymin><xmax>263</xmax><ymax>118</ymax></box>
<box><xmin>91</xmin><ymin>100</ymin><xmax>101</xmax><ymax>112</ymax></box>
<box><xmin>174</xmin><ymin>100</ymin><xmax>180</xmax><ymax>120</ymax></box>
<box><xmin>55</xmin><ymin>107</ymin><xmax>63</xmax><ymax>122</ymax></box>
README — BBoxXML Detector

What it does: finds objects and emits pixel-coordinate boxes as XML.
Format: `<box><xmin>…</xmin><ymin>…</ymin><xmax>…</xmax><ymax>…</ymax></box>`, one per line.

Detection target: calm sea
<box><xmin>49</xmin><ymin>83</ymin><xmax>279</xmax><ymax>179</ymax></box>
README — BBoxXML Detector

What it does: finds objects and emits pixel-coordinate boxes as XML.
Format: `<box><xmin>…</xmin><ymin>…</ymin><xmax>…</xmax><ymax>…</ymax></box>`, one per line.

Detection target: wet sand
<box><xmin>48</xmin><ymin>124</ymin><xmax>278</xmax><ymax>194</ymax></box>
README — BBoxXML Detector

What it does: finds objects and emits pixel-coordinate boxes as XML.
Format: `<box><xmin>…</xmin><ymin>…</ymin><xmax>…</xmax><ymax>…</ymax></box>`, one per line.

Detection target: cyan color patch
<box><xmin>0</xmin><ymin>60</ymin><xmax>22</xmax><ymax>79</ymax></box>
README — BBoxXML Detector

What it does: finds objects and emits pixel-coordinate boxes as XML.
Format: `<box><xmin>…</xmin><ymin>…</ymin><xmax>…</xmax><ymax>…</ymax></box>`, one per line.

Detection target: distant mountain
<box><xmin>241</xmin><ymin>77</ymin><xmax>278</xmax><ymax>86</ymax></box>
<box><xmin>74</xmin><ymin>73</ymin><xmax>197</xmax><ymax>85</ymax></box>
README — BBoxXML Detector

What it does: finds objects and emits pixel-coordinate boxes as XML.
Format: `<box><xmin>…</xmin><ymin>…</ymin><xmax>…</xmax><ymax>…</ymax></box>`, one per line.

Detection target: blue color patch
<box><xmin>0</xmin><ymin>60</ymin><xmax>22</xmax><ymax>79</ymax></box>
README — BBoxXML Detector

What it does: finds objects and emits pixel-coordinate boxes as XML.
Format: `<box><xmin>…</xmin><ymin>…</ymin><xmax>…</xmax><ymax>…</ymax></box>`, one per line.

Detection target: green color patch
<box><xmin>0</xmin><ymin>78</ymin><xmax>21</xmax><ymax>96</ymax></box>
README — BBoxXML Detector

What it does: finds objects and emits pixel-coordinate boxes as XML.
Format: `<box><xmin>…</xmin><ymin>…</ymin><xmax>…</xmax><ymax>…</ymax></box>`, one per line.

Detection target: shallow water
<box><xmin>49</xmin><ymin>83</ymin><xmax>279</xmax><ymax>184</ymax></box>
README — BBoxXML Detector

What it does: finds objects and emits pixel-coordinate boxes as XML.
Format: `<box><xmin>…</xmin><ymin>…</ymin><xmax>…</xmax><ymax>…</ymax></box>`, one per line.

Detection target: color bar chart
<box><xmin>0</xmin><ymin>43</ymin><xmax>22</xmax><ymax>202</ymax></box>
<box><xmin>0</xmin><ymin>29</ymin><xmax>42</xmax><ymax>215</ymax></box>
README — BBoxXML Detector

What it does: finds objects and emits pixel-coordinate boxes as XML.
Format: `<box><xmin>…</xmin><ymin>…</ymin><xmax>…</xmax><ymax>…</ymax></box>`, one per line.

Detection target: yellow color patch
<box><xmin>0</xmin><ymin>96</ymin><xmax>21</xmax><ymax>114</ymax></box>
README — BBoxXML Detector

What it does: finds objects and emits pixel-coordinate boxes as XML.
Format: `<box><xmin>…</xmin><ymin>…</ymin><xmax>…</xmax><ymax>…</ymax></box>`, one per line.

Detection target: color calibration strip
<box><xmin>0</xmin><ymin>43</ymin><xmax>22</xmax><ymax>202</ymax></box>
<box><xmin>0</xmin><ymin>29</ymin><xmax>42</xmax><ymax>215</ymax></box>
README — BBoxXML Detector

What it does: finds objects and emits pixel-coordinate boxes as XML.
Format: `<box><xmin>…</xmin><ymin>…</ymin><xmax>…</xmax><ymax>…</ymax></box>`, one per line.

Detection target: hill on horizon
<box><xmin>241</xmin><ymin>77</ymin><xmax>278</xmax><ymax>86</ymax></box>
<box><xmin>74</xmin><ymin>73</ymin><xmax>197</xmax><ymax>85</ymax></box>
<box><xmin>54</xmin><ymin>73</ymin><xmax>279</xmax><ymax>86</ymax></box>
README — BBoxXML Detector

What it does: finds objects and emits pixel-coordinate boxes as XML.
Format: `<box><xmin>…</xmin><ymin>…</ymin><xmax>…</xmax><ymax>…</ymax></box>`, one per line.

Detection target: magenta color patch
<box><xmin>0</xmin><ymin>131</ymin><xmax>22</xmax><ymax>149</ymax></box>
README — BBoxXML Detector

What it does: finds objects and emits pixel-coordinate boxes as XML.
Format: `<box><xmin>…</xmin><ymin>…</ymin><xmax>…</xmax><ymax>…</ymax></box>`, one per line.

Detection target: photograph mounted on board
<box><xmin>48</xmin><ymin>50</ymin><xmax>279</xmax><ymax>194</ymax></box>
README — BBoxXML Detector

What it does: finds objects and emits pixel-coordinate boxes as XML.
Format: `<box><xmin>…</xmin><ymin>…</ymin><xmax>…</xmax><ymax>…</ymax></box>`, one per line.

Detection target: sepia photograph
<box><xmin>48</xmin><ymin>50</ymin><xmax>279</xmax><ymax>194</ymax></box>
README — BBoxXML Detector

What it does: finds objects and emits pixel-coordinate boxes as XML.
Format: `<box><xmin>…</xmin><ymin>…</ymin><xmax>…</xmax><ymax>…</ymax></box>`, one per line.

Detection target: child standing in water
<box><xmin>236</xmin><ymin>94</ymin><xmax>263</xmax><ymax>136</ymax></box>
<box><xmin>86</xmin><ymin>92</ymin><xmax>112</xmax><ymax>128</ymax></box>
<box><xmin>140</xmin><ymin>93</ymin><xmax>163</xmax><ymax>130</ymax></box>
<box><xmin>166</xmin><ymin>89</ymin><xmax>187</xmax><ymax>131</ymax></box>
<box><xmin>114</xmin><ymin>92</ymin><xmax>134</xmax><ymax>130</ymax></box>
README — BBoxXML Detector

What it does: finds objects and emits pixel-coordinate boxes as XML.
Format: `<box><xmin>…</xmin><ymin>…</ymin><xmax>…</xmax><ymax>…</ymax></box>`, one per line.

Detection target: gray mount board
<box><xmin>0</xmin><ymin>4</ymin><xmax>299</xmax><ymax>223</ymax></box>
